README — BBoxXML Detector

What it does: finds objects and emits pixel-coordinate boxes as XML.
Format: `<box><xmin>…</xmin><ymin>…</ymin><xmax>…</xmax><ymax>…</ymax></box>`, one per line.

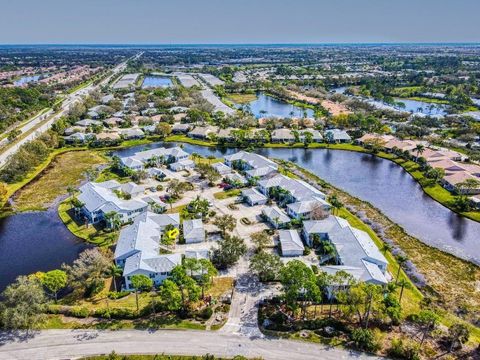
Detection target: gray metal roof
<box><xmin>258</xmin><ymin>174</ymin><xmax>326</xmax><ymax>201</ymax></box>
<box><xmin>279</xmin><ymin>230</ymin><xmax>304</xmax><ymax>254</ymax></box>
<box><xmin>242</xmin><ymin>188</ymin><xmax>267</xmax><ymax>203</ymax></box>
<box><xmin>303</xmin><ymin>216</ymin><xmax>388</xmax><ymax>284</ymax></box>
<box><xmin>182</xmin><ymin>219</ymin><xmax>205</xmax><ymax>241</ymax></box>
<box><xmin>224</xmin><ymin>151</ymin><xmax>278</xmax><ymax>171</ymax></box>
<box><xmin>262</xmin><ymin>206</ymin><xmax>290</xmax><ymax>224</ymax></box>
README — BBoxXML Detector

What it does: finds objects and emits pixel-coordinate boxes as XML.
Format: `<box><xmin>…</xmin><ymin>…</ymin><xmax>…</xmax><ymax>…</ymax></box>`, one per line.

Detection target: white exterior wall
<box><xmin>124</xmin><ymin>269</ymin><xmax>170</xmax><ymax>290</ymax></box>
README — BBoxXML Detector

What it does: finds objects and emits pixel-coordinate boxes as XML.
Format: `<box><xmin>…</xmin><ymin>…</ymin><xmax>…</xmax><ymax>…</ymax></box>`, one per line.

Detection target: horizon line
<box><xmin>1</xmin><ymin>41</ymin><xmax>480</xmax><ymax>47</ymax></box>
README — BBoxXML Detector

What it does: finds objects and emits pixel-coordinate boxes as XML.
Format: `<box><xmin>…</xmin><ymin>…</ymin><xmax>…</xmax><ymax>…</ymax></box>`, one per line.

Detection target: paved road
<box><xmin>0</xmin><ymin>329</ymin><xmax>381</xmax><ymax>360</ymax></box>
<box><xmin>0</xmin><ymin>52</ymin><xmax>141</xmax><ymax>168</ymax></box>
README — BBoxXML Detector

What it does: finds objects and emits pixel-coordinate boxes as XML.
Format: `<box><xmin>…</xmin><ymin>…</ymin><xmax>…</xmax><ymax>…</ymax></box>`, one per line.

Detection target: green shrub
<box><xmin>69</xmin><ymin>306</ymin><xmax>90</xmax><ymax>318</ymax></box>
<box><xmin>388</xmin><ymin>338</ymin><xmax>420</xmax><ymax>360</ymax></box>
<box><xmin>351</xmin><ymin>328</ymin><xmax>380</xmax><ymax>352</ymax></box>
<box><xmin>94</xmin><ymin>307</ymin><xmax>137</xmax><ymax>319</ymax></box>
<box><xmin>197</xmin><ymin>306</ymin><xmax>213</xmax><ymax>320</ymax></box>
<box><xmin>85</xmin><ymin>278</ymin><xmax>105</xmax><ymax>297</ymax></box>
<box><xmin>107</xmin><ymin>291</ymin><xmax>130</xmax><ymax>300</ymax></box>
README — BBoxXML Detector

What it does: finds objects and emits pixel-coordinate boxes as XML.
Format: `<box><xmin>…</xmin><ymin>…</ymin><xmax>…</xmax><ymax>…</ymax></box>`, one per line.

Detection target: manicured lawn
<box><xmin>58</xmin><ymin>199</ymin><xmax>118</xmax><ymax>246</ymax></box>
<box><xmin>165</xmin><ymin>134</ymin><xmax>215</xmax><ymax>147</ymax></box>
<box><xmin>227</xmin><ymin>93</ymin><xmax>257</xmax><ymax>104</ymax></box>
<box><xmin>213</xmin><ymin>189</ymin><xmax>241</xmax><ymax>200</ymax></box>
<box><xmin>12</xmin><ymin>150</ymin><xmax>107</xmax><ymax>212</ymax></box>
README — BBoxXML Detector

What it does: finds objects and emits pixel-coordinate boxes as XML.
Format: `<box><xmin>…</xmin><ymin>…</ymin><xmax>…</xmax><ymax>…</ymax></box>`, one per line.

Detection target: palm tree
<box><xmin>395</xmin><ymin>255</ymin><xmax>408</xmax><ymax>284</ymax></box>
<box><xmin>108</xmin><ymin>264</ymin><xmax>123</xmax><ymax>292</ymax></box>
<box><xmin>397</xmin><ymin>278</ymin><xmax>411</xmax><ymax>303</ymax></box>
<box><xmin>66</xmin><ymin>185</ymin><xmax>76</xmax><ymax>198</ymax></box>
<box><xmin>381</xmin><ymin>243</ymin><xmax>392</xmax><ymax>254</ymax></box>
<box><xmin>104</xmin><ymin>211</ymin><xmax>121</xmax><ymax>231</ymax></box>
<box><xmin>414</xmin><ymin>144</ymin><xmax>425</xmax><ymax>161</ymax></box>
<box><xmin>328</xmin><ymin>195</ymin><xmax>343</xmax><ymax>215</ymax></box>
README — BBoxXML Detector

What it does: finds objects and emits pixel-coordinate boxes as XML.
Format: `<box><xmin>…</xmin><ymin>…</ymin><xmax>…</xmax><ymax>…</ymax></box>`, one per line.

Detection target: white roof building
<box><xmin>279</xmin><ymin>230</ymin><xmax>305</xmax><ymax>257</ymax></box>
<box><xmin>77</xmin><ymin>181</ymin><xmax>148</xmax><ymax>224</ymax></box>
<box><xmin>120</xmin><ymin>147</ymin><xmax>189</xmax><ymax>170</ymax></box>
<box><xmin>303</xmin><ymin>216</ymin><xmax>388</xmax><ymax>286</ymax></box>
<box><xmin>183</xmin><ymin>219</ymin><xmax>205</xmax><ymax>243</ymax></box>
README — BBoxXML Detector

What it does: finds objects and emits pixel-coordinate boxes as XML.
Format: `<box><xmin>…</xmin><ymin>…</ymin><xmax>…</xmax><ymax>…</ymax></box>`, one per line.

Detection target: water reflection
<box><xmin>0</xmin><ymin>208</ymin><xmax>89</xmax><ymax>291</ymax></box>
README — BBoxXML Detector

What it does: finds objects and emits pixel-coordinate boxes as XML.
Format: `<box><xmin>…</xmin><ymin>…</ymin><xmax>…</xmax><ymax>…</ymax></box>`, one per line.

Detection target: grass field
<box><xmin>213</xmin><ymin>188</ymin><xmax>241</xmax><ymax>200</ymax></box>
<box><xmin>12</xmin><ymin>150</ymin><xmax>107</xmax><ymax>212</ymax></box>
<box><xmin>227</xmin><ymin>93</ymin><xmax>257</xmax><ymax>104</ymax></box>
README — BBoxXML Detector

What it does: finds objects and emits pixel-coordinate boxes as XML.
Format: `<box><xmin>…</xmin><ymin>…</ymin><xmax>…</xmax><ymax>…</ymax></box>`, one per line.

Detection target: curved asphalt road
<box><xmin>0</xmin><ymin>329</ymin><xmax>382</xmax><ymax>360</ymax></box>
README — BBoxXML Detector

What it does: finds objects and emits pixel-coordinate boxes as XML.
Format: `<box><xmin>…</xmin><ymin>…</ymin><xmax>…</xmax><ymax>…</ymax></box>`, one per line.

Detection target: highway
<box><xmin>0</xmin><ymin>52</ymin><xmax>142</xmax><ymax>168</ymax></box>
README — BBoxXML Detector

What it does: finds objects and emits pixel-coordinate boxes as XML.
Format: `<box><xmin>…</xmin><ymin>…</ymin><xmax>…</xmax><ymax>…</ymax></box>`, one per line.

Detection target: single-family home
<box><xmin>212</xmin><ymin>162</ymin><xmax>232</xmax><ymax>175</ymax></box>
<box><xmin>183</xmin><ymin>219</ymin><xmax>205</xmax><ymax>244</ymax></box>
<box><xmin>75</xmin><ymin>119</ymin><xmax>103</xmax><ymax>127</ymax></box>
<box><xmin>279</xmin><ymin>229</ymin><xmax>304</xmax><ymax>257</ymax></box>
<box><xmin>65</xmin><ymin>132</ymin><xmax>94</xmax><ymax>143</ymax></box>
<box><xmin>271</xmin><ymin>128</ymin><xmax>295</xmax><ymax>143</ymax></box>
<box><xmin>188</xmin><ymin>126</ymin><xmax>219</xmax><ymax>139</ymax></box>
<box><xmin>120</xmin><ymin>128</ymin><xmax>145</xmax><ymax>139</ymax></box>
<box><xmin>299</xmin><ymin>129</ymin><xmax>323</xmax><ymax>143</ymax></box>
<box><xmin>101</xmin><ymin>94</ymin><xmax>115</xmax><ymax>104</ymax></box>
<box><xmin>169</xmin><ymin>159</ymin><xmax>195</xmax><ymax>172</ymax></box>
<box><xmin>172</xmin><ymin>123</ymin><xmax>192</xmax><ymax>133</ymax></box>
<box><xmin>242</xmin><ymin>188</ymin><xmax>268</xmax><ymax>206</ymax></box>
<box><xmin>324</xmin><ymin>129</ymin><xmax>351</xmax><ymax>143</ymax></box>
<box><xmin>261</xmin><ymin>206</ymin><xmax>290</xmax><ymax>228</ymax></box>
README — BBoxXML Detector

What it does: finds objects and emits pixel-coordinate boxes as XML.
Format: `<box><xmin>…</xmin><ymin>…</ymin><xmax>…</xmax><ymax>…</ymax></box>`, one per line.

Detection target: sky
<box><xmin>1</xmin><ymin>0</ymin><xmax>479</xmax><ymax>44</ymax></box>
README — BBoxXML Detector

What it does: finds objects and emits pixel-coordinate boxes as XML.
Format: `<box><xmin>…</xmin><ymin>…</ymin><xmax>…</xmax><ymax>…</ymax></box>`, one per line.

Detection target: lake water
<box><xmin>142</xmin><ymin>76</ymin><xmax>173</xmax><ymax>88</ymax></box>
<box><xmin>240</xmin><ymin>93</ymin><xmax>315</xmax><ymax>118</ymax></box>
<box><xmin>0</xmin><ymin>207</ymin><xmax>89</xmax><ymax>291</ymax></box>
<box><xmin>367</xmin><ymin>98</ymin><xmax>448</xmax><ymax>116</ymax></box>
<box><xmin>116</xmin><ymin>143</ymin><xmax>480</xmax><ymax>265</ymax></box>
<box><xmin>14</xmin><ymin>75</ymin><xmax>40</xmax><ymax>86</ymax></box>
<box><xmin>330</xmin><ymin>87</ymin><xmax>448</xmax><ymax>116</ymax></box>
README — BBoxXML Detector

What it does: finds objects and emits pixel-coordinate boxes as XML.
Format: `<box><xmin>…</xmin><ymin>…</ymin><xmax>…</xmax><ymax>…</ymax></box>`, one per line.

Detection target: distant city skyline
<box><xmin>1</xmin><ymin>0</ymin><xmax>479</xmax><ymax>44</ymax></box>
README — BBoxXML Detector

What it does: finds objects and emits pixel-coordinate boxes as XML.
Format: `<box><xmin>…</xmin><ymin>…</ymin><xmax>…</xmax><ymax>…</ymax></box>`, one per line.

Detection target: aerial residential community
<box><xmin>0</xmin><ymin>2</ymin><xmax>480</xmax><ymax>360</ymax></box>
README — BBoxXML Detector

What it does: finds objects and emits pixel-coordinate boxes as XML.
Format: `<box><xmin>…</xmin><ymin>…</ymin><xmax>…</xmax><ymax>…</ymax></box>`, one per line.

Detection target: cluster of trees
<box><xmin>0</xmin><ymin>248</ymin><xmax>112</xmax><ymax>331</ymax></box>
<box><xmin>0</xmin><ymin>86</ymin><xmax>55</xmax><ymax>133</ymax></box>
<box><xmin>129</xmin><ymin>258</ymin><xmax>217</xmax><ymax>315</ymax></box>
<box><xmin>0</xmin><ymin>131</ymin><xmax>60</xmax><ymax>183</ymax></box>
<box><xmin>260</xmin><ymin>260</ymin><xmax>471</xmax><ymax>357</ymax></box>
<box><xmin>195</xmin><ymin>161</ymin><xmax>221</xmax><ymax>186</ymax></box>
<box><xmin>211</xmin><ymin>215</ymin><xmax>247</xmax><ymax>270</ymax></box>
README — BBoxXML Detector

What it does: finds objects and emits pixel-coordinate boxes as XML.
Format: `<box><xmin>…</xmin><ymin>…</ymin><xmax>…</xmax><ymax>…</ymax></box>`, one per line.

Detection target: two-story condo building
<box><xmin>77</xmin><ymin>180</ymin><xmax>148</xmax><ymax>224</ymax></box>
<box><xmin>114</xmin><ymin>211</ymin><xmax>181</xmax><ymax>290</ymax></box>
